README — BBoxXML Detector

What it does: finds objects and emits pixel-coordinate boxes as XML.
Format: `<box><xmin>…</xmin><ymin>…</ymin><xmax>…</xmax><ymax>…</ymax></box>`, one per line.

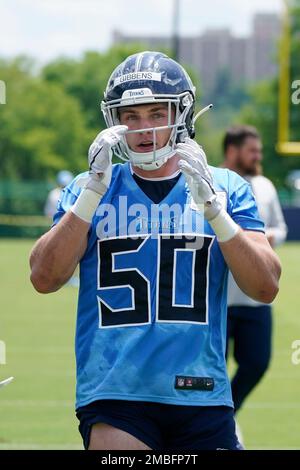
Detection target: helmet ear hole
<box><xmin>190</xmin><ymin>127</ymin><xmax>195</xmax><ymax>139</ymax></box>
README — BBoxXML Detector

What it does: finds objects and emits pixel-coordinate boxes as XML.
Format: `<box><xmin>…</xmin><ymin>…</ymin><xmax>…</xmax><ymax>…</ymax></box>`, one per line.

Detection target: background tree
<box><xmin>0</xmin><ymin>57</ymin><xmax>87</xmax><ymax>180</ymax></box>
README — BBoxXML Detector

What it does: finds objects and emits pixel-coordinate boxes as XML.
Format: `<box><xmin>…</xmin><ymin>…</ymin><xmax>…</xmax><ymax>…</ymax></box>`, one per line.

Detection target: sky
<box><xmin>0</xmin><ymin>0</ymin><xmax>283</xmax><ymax>63</ymax></box>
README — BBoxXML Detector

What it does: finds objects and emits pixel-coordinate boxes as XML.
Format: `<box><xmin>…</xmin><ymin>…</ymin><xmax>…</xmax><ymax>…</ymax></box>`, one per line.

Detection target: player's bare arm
<box><xmin>219</xmin><ymin>230</ymin><xmax>281</xmax><ymax>303</ymax></box>
<box><xmin>30</xmin><ymin>212</ymin><xmax>89</xmax><ymax>293</ymax></box>
<box><xmin>30</xmin><ymin>125</ymin><xmax>128</xmax><ymax>293</ymax></box>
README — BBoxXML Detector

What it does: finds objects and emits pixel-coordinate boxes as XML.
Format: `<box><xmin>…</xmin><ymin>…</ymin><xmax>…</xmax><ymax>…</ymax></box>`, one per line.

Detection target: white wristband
<box><xmin>71</xmin><ymin>188</ymin><xmax>101</xmax><ymax>224</ymax></box>
<box><xmin>209</xmin><ymin>208</ymin><xmax>240</xmax><ymax>243</ymax></box>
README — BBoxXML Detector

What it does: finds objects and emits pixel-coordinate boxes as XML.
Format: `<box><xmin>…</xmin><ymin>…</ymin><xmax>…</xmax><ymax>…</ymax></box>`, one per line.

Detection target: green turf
<box><xmin>228</xmin><ymin>242</ymin><xmax>300</xmax><ymax>449</ymax></box>
<box><xmin>0</xmin><ymin>239</ymin><xmax>81</xmax><ymax>449</ymax></box>
<box><xmin>0</xmin><ymin>239</ymin><xmax>299</xmax><ymax>449</ymax></box>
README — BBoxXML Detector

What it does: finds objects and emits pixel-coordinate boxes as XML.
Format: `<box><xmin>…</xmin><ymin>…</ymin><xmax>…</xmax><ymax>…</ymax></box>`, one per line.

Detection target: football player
<box><xmin>30</xmin><ymin>51</ymin><xmax>281</xmax><ymax>450</ymax></box>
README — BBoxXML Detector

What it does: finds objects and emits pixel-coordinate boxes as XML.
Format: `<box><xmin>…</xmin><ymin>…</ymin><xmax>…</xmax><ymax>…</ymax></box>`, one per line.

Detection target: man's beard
<box><xmin>236</xmin><ymin>157</ymin><xmax>261</xmax><ymax>176</ymax></box>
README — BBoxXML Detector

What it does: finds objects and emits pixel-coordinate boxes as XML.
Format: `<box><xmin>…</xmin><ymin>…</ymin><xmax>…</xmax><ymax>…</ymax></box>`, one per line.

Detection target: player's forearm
<box><xmin>219</xmin><ymin>230</ymin><xmax>281</xmax><ymax>303</ymax></box>
<box><xmin>30</xmin><ymin>125</ymin><xmax>125</xmax><ymax>293</ymax></box>
<box><xmin>30</xmin><ymin>211</ymin><xmax>89</xmax><ymax>293</ymax></box>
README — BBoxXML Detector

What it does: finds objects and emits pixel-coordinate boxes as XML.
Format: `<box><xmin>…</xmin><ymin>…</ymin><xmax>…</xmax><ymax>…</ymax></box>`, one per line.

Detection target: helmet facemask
<box><xmin>101</xmin><ymin>90</ymin><xmax>195</xmax><ymax>170</ymax></box>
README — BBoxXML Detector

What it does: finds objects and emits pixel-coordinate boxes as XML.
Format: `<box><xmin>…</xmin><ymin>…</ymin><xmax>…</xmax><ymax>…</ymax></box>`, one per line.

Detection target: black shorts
<box><xmin>76</xmin><ymin>399</ymin><xmax>241</xmax><ymax>450</ymax></box>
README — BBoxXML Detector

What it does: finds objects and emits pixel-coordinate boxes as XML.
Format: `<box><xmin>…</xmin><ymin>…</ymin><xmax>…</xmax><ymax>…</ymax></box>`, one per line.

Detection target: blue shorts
<box><xmin>76</xmin><ymin>399</ymin><xmax>241</xmax><ymax>450</ymax></box>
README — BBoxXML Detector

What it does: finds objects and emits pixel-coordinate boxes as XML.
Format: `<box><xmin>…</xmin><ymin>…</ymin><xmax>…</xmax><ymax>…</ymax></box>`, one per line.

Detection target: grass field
<box><xmin>0</xmin><ymin>239</ymin><xmax>299</xmax><ymax>450</ymax></box>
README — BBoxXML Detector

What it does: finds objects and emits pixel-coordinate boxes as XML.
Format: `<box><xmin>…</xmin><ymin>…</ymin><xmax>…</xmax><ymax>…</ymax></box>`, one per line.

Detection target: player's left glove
<box><xmin>176</xmin><ymin>138</ymin><xmax>222</xmax><ymax>221</ymax></box>
<box><xmin>176</xmin><ymin>138</ymin><xmax>240</xmax><ymax>242</ymax></box>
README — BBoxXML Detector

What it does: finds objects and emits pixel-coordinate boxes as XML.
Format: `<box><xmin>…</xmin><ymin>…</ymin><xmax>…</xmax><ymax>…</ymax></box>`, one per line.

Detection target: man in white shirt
<box><xmin>223</xmin><ymin>125</ymin><xmax>287</xmax><ymax>413</ymax></box>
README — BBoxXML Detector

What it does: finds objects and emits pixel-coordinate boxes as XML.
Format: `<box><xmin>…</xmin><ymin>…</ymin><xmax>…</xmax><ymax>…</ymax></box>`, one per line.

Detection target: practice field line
<box><xmin>246</xmin><ymin>447</ymin><xmax>300</xmax><ymax>450</ymax></box>
<box><xmin>245</xmin><ymin>402</ymin><xmax>300</xmax><ymax>409</ymax></box>
<box><xmin>0</xmin><ymin>443</ymin><xmax>82</xmax><ymax>450</ymax></box>
<box><xmin>0</xmin><ymin>400</ymin><xmax>74</xmax><ymax>407</ymax></box>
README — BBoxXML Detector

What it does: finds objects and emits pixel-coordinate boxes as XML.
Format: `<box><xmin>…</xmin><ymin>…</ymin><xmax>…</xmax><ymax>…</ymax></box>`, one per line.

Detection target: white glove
<box><xmin>86</xmin><ymin>125</ymin><xmax>128</xmax><ymax>196</ymax></box>
<box><xmin>71</xmin><ymin>125</ymin><xmax>127</xmax><ymax>223</ymax></box>
<box><xmin>176</xmin><ymin>138</ymin><xmax>239</xmax><ymax>242</ymax></box>
<box><xmin>176</xmin><ymin>138</ymin><xmax>222</xmax><ymax>221</ymax></box>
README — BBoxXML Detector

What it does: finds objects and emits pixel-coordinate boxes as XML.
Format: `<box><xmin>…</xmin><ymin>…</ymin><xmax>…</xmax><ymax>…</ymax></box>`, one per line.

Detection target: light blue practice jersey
<box><xmin>54</xmin><ymin>162</ymin><xmax>264</xmax><ymax>409</ymax></box>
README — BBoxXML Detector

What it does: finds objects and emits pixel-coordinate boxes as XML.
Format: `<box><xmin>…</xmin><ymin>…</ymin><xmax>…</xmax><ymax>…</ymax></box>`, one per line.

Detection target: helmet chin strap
<box><xmin>135</xmin><ymin>158</ymin><xmax>167</xmax><ymax>171</ymax></box>
<box><xmin>128</xmin><ymin>145</ymin><xmax>177</xmax><ymax>171</ymax></box>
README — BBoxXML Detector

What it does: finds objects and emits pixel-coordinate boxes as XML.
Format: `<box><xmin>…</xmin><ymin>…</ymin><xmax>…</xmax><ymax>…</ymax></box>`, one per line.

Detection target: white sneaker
<box><xmin>235</xmin><ymin>421</ymin><xmax>245</xmax><ymax>449</ymax></box>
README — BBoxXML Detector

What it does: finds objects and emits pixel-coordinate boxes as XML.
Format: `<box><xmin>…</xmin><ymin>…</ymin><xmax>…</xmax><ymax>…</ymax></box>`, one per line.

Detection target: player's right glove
<box><xmin>71</xmin><ymin>125</ymin><xmax>128</xmax><ymax>223</ymax></box>
<box><xmin>85</xmin><ymin>125</ymin><xmax>128</xmax><ymax>195</ymax></box>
